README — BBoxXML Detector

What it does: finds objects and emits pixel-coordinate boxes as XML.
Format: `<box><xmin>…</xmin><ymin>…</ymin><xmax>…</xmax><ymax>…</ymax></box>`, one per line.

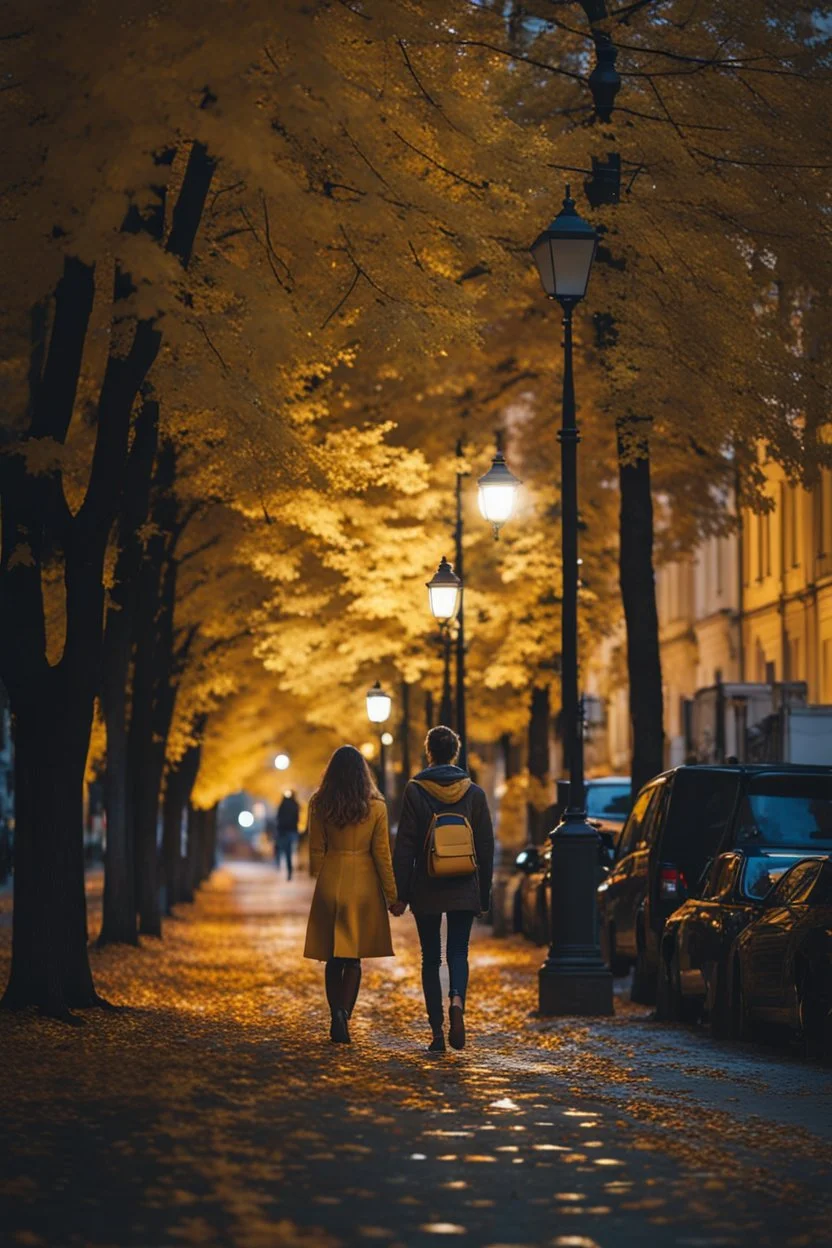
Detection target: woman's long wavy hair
<box><xmin>312</xmin><ymin>745</ymin><xmax>381</xmax><ymax>828</ymax></box>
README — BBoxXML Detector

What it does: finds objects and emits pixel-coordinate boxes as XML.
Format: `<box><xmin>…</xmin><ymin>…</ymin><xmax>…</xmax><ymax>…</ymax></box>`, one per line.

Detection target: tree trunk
<box><xmin>129</xmin><ymin>547</ymin><xmax>165</xmax><ymax>938</ymax></box>
<box><xmin>130</xmin><ymin>443</ymin><xmax>181</xmax><ymax>938</ymax></box>
<box><xmin>200</xmin><ymin>804</ymin><xmax>218</xmax><ymax>883</ymax></box>
<box><xmin>3</xmin><ymin>699</ymin><xmax>98</xmax><ymax>1017</ymax></box>
<box><xmin>618</xmin><ymin>417</ymin><xmax>664</xmax><ymax>798</ymax></box>
<box><xmin>181</xmin><ymin>806</ymin><xmax>203</xmax><ymax>903</ymax></box>
<box><xmin>99</xmin><ymin>666</ymin><xmax>136</xmax><ymax>946</ymax></box>
<box><xmin>161</xmin><ymin>739</ymin><xmax>202</xmax><ymax>911</ymax></box>
<box><xmin>99</xmin><ymin>401</ymin><xmax>159</xmax><ymax>947</ymax></box>
<box><xmin>396</xmin><ymin>680</ymin><xmax>411</xmax><ymax>819</ymax></box>
<box><xmin>526</xmin><ymin>685</ymin><xmax>551</xmax><ymax>845</ymax></box>
<box><xmin>161</xmin><ymin>768</ymin><xmax>187</xmax><ymax>914</ymax></box>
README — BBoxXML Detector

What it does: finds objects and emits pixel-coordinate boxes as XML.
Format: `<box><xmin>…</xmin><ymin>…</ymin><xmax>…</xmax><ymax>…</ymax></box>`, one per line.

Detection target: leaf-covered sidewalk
<box><xmin>1</xmin><ymin>861</ymin><xmax>831</xmax><ymax>1248</ymax></box>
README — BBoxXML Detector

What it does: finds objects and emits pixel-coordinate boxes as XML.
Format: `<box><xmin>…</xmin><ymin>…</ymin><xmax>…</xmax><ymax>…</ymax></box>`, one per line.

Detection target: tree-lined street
<box><xmin>2</xmin><ymin>4</ymin><xmax>832</xmax><ymax>1242</ymax></box>
<box><xmin>1</xmin><ymin>862</ymin><xmax>830</xmax><ymax>1248</ymax></box>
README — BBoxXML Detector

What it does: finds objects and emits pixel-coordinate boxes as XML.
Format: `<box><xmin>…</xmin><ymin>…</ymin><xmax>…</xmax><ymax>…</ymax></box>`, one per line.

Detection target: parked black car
<box><xmin>515</xmin><ymin>842</ymin><xmax>551</xmax><ymax>945</ymax></box>
<box><xmin>727</xmin><ymin>856</ymin><xmax>832</xmax><ymax>1057</ymax></box>
<box><xmin>514</xmin><ymin>776</ymin><xmax>631</xmax><ymax>946</ymax></box>
<box><xmin>655</xmin><ymin>770</ymin><xmax>832</xmax><ymax>1026</ymax></box>
<box><xmin>598</xmin><ymin>764</ymin><xmax>832</xmax><ymax>1004</ymax></box>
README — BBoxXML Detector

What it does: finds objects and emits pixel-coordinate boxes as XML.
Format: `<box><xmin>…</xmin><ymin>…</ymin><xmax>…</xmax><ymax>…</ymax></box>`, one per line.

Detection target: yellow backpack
<box><xmin>425</xmin><ymin>810</ymin><xmax>477</xmax><ymax>878</ymax></box>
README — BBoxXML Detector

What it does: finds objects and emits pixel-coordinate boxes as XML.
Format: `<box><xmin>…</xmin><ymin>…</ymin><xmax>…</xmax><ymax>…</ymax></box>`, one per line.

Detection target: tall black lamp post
<box><xmin>366</xmin><ymin>681</ymin><xmax>392</xmax><ymax>797</ymax></box>
<box><xmin>531</xmin><ymin>186</ymin><xmax>613</xmax><ymax>1017</ymax></box>
<box><xmin>454</xmin><ymin>445</ymin><xmax>469</xmax><ymax>772</ymax></box>
<box><xmin>427</xmin><ymin>451</ymin><xmax>520</xmax><ymax>772</ymax></box>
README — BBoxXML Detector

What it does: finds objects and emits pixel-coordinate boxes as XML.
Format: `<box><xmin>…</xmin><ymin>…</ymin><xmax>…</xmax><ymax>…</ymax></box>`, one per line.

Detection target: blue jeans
<box><xmin>414</xmin><ymin>912</ymin><xmax>476</xmax><ymax>1031</ymax></box>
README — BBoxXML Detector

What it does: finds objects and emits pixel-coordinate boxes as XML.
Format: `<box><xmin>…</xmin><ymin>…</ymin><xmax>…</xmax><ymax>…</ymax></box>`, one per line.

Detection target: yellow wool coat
<box><xmin>303</xmin><ymin>796</ymin><xmax>397</xmax><ymax>961</ymax></box>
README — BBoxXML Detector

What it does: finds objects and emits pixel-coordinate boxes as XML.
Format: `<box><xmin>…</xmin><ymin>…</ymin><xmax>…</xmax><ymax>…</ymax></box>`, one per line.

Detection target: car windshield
<box><xmin>586</xmin><ymin>783</ymin><xmax>631</xmax><ymax>820</ymax></box>
<box><xmin>742</xmin><ymin>853</ymin><xmax>812</xmax><ymax>900</ymax></box>
<box><xmin>736</xmin><ymin>774</ymin><xmax>832</xmax><ymax>847</ymax></box>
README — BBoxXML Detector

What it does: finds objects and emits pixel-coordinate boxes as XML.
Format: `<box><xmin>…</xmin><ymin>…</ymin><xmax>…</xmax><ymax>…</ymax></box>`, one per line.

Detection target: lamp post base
<box><xmin>537</xmin><ymin>812</ymin><xmax>614</xmax><ymax>1018</ymax></box>
<box><xmin>538</xmin><ymin>961</ymin><xmax>613</xmax><ymax>1017</ymax></box>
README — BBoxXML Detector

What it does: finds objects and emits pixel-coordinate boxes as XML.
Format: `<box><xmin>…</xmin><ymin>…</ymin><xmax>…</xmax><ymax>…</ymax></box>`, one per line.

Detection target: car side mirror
<box><xmin>597</xmin><ymin>831</ymin><xmax>615</xmax><ymax>866</ymax></box>
<box><xmin>690</xmin><ymin>857</ymin><xmax>714</xmax><ymax>901</ymax></box>
<box><xmin>514</xmin><ymin>847</ymin><xmax>541</xmax><ymax>874</ymax></box>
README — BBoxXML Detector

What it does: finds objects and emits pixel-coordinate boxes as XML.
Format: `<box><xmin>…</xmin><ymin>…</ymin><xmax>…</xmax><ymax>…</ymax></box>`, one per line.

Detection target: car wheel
<box><xmin>655</xmin><ymin>943</ymin><xmax>674</xmax><ymax>1022</ymax></box>
<box><xmin>607</xmin><ymin>925</ymin><xmax>630</xmax><ymax>978</ymax></box>
<box><xmin>729</xmin><ymin>956</ymin><xmax>751</xmax><ymax>1041</ymax></box>
<box><xmin>710</xmin><ymin>958</ymin><xmax>732</xmax><ymax>1040</ymax></box>
<box><xmin>667</xmin><ymin>946</ymin><xmax>699</xmax><ymax>1024</ymax></box>
<box><xmin>512</xmin><ymin>888</ymin><xmax>523</xmax><ymax>935</ymax></box>
<box><xmin>536</xmin><ymin>887</ymin><xmax>549</xmax><ymax>946</ymax></box>
<box><xmin>797</xmin><ymin>965</ymin><xmax>830</xmax><ymax>1062</ymax></box>
<box><xmin>630</xmin><ymin>934</ymin><xmax>657</xmax><ymax>1006</ymax></box>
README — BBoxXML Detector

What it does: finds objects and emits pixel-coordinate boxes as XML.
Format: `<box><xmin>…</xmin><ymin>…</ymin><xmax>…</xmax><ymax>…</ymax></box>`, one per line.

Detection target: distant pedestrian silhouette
<box><xmin>274</xmin><ymin>790</ymin><xmax>300</xmax><ymax>880</ymax></box>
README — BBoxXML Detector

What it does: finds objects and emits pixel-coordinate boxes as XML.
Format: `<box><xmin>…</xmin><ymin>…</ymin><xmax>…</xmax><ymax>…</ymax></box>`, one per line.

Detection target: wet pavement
<box><xmin>0</xmin><ymin>860</ymin><xmax>830</xmax><ymax>1248</ymax></box>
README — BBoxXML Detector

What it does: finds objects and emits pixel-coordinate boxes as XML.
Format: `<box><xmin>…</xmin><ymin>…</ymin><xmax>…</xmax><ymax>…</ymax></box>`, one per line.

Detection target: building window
<box><xmin>822</xmin><ymin>471</ymin><xmax>832</xmax><ymax>559</ymax></box>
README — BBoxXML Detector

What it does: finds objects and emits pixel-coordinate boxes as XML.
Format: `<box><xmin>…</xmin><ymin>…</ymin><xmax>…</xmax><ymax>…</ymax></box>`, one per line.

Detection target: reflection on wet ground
<box><xmin>0</xmin><ymin>862</ymin><xmax>830</xmax><ymax>1247</ymax></box>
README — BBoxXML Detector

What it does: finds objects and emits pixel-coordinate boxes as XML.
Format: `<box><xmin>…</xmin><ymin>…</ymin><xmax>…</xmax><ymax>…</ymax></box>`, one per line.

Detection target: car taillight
<box><xmin>659</xmin><ymin>865</ymin><xmax>687</xmax><ymax>899</ymax></box>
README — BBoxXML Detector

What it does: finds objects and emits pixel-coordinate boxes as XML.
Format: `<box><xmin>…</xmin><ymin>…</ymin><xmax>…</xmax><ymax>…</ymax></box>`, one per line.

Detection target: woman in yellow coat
<box><xmin>304</xmin><ymin>745</ymin><xmax>404</xmax><ymax>1043</ymax></box>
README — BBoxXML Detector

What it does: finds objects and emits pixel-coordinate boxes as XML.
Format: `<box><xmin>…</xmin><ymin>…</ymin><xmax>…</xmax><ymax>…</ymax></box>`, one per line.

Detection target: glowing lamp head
<box><xmin>366</xmin><ymin>681</ymin><xmax>392</xmax><ymax>724</ymax></box>
<box><xmin>381</xmin><ymin>731</ymin><xmax>394</xmax><ymax>746</ymax></box>
<box><xmin>530</xmin><ymin>186</ymin><xmax>598</xmax><ymax>304</ymax></box>
<box><xmin>426</xmin><ymin>556</ymin><xmax>462</xmax><ymax>623</ymax></box>
<box><xmin>237</xmin><ymin>810</ymin><xmax>254</xmax><ymax>829</ymax></box>
<box><xmin>274</xmin><ymin>753</ymin><xmax>290</xmax><ymax>771</ymax></box>
<box><xmin>478</xmin><ymin>451</ymin><xmax>521</xmax><ymax>537</ymax></box>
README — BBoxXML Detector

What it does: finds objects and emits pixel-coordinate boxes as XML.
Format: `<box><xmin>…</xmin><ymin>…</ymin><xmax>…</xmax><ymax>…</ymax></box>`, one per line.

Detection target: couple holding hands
<box><xmin>304</xmin><ymin>725</ymin><xmax>494</xmax><ymax>1053</ymax></box>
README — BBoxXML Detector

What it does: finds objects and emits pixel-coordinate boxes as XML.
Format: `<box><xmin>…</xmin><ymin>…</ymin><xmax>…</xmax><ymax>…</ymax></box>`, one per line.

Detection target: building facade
<box><xmin>587</xmin><ymin>458</ymin><xmax>832</xmax><ymax>772</ymax></box>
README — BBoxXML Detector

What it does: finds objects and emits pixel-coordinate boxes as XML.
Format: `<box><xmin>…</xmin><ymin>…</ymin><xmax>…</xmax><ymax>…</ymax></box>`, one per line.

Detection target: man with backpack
<box><xmin>393</xmin><ymin>725</ymin><xmax>494</xmax><ymax>1053</ymax></box>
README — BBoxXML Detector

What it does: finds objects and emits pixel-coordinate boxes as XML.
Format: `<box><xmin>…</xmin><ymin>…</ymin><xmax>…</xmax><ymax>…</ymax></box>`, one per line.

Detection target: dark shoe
<box><xmin>428</xmin><ymin>1032</ymin><xmax>446</xmax><ymax>1053</ymax></box>
<box><xmin>330</xmin><ymin>1009</ymin><xmax>350</xmax><ymax>1044</ymax></box>
<box><xmin>448</xmin><ymin>1004</ymin><xmax>465</xmax><ymax>1051</ymax></box>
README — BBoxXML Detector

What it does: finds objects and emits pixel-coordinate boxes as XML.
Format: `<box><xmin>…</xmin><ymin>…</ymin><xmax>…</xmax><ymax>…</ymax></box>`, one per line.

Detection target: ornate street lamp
<box><xmin>530</xmin><ymin>187</ymin><xmax>598</xmax><ymax>304</ymax></box>
<box><xmin>478</xmin><ymin>449</ymin><xmax>521</xmax><ymax>539</ymax></box>
<box><xmin>531</xmin><ymin>186</ymin><xmax>612</xmax><ymax>1019</ymax></box>
<box><xmin>426</xmin><ymin>556</ymin><xmax>461</xmax><ymax>623</ymax></box>
<box><xmin>366</xmin><ymin>682</ymin><xmax>392</xmax><ymax>796</ymax></box>
<box><xmin>366</xmin><ymin>681</ymin><xmax>392</xmax><ymax>724</ymax></box>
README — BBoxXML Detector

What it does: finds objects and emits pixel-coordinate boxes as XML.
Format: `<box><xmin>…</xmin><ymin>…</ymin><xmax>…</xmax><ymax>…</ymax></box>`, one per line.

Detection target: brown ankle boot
<box><xmin>448</xmin><ymin>1004</ymin><xmax>465</xmax><ymax>1050</ymax></box>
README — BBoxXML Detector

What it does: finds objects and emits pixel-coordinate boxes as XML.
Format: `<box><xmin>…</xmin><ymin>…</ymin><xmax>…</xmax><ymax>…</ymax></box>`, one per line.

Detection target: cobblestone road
<box><xmin>1</xmin><ymin>861</ymin><xmax>831</xmax><ymax>1248</ymax></box>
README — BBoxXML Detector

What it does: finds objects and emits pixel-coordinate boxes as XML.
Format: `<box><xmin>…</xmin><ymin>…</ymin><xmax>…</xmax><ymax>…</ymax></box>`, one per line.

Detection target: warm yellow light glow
<box><xmin>274</xmin><ymin>753</ymin><xmax>290</xmax><ymax>770</ymax></box>
<box><xmin>237</xmin><ymin>810</ymin><xmax>254</xmax><ymax>828</ymax></box>
<box><xmin>360</xmin><ymin>742</ymin><xmax>376</xmax><ymax>759</ymax></box>
<box><xmin>380</xmin><ymin>731</ymin><xmax>394</xmax><ymax>746</ymax></box>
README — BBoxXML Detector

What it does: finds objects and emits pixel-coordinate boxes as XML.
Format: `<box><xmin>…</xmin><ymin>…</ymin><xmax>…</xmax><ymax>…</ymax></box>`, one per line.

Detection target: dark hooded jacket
<box><xmin>393</xmin><ymin>765</ymin><xmax>494</xmax><ymax>915</ymax></box>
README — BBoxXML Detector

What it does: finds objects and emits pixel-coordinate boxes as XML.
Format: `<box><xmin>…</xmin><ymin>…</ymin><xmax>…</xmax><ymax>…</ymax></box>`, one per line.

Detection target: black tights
<box><xmin>325</xmin><ymin>957</ymin><xmax>362</xmax><ymax>1018</ymax></box>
